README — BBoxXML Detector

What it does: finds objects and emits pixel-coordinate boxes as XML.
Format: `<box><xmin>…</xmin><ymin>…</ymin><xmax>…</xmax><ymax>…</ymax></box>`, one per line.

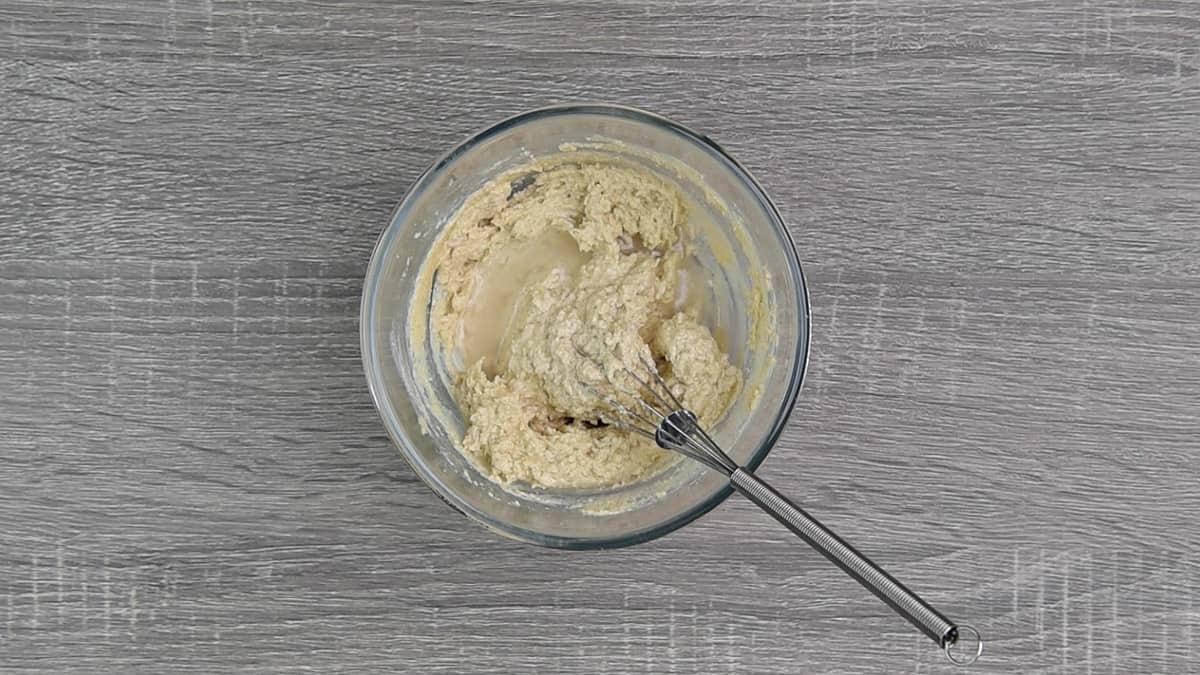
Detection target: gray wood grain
<box><xmin>2</xmin><ymin>0</ymin><xmax>1199</xmax><ymax>672</ymax></box>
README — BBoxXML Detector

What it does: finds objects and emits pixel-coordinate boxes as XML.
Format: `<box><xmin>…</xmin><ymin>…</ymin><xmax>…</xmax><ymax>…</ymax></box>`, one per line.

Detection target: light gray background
<box><xmin>2</xmin><ymin>1</ymin><xmax>1198</xmax><ymax>672</ymax></box>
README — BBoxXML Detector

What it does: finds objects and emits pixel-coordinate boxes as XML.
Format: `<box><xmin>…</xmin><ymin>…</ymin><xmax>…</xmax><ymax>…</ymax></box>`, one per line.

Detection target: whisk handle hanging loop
<box><xmin>729</xmin><ymin>468</ymin><xmax>980</xmax><ymax>664</ymax></box>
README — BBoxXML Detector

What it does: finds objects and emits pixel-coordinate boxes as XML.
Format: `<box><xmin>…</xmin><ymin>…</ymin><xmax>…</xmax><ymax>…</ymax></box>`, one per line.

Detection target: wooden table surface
<box><xmin>3</xmin><ymin>1</ymin><xmax>1199</xmax><ymax>672</ymax></box>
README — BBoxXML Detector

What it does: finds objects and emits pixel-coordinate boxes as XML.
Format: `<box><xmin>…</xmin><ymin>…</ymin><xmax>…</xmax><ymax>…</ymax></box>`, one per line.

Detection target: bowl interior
<box><xmin>362</xmin><ymin>105</ymin><xmax>809</xmax><ymax>548</ymax></box>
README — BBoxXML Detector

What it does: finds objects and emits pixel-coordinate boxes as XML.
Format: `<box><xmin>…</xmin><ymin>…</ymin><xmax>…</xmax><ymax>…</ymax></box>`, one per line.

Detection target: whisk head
<box><xmin>576</xmin><ymin>345</ymin><xmax>739</xmax><ymax>476</ymax></box>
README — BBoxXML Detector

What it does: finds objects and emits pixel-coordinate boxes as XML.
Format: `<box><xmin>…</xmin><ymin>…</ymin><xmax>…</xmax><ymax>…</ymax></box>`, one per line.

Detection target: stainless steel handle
<box><xmin>730</xmin><ymin>468</ymin><xmax>974</xmax><ymax>657</ymax></box>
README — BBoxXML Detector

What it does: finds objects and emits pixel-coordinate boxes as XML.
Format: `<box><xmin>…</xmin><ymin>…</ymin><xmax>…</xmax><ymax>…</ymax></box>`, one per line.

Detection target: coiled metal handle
<box><xmin>730</xmin><ymin>468</ymin><xmax>982</xmax><ymax>664</ymax></box>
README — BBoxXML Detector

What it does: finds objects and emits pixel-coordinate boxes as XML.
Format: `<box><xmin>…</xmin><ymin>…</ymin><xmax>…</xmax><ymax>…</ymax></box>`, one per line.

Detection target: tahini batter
<box><xmin>427</xmin><ymin>156</ymin><xmax>740</xmax><ymax>489</ymax></box>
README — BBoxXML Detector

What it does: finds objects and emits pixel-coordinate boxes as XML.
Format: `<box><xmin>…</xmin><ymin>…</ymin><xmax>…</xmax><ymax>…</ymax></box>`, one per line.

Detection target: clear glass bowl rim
<box><xmin>360</xmin><ymin>103</ymin><xmax>812</xmax><ymax>549</ymax></box>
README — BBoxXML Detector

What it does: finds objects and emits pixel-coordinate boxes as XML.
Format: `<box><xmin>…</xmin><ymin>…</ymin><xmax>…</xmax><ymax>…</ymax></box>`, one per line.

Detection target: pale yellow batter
<box><xmin>426</xmin><ymin>157</ymin><xmax>740</xmax><ymax>489</ymax></box>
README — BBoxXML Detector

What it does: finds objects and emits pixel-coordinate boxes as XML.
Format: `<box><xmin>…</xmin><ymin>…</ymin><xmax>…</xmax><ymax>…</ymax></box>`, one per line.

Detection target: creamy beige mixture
<box><xmin>426</xmin><ymin>157</ymin><xmax>740</xmax><ymax>489</ymax></box>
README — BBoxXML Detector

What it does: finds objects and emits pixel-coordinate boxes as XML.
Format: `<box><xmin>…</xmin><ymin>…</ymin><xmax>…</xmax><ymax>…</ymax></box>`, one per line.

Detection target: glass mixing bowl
<box><xmin>361</xmin><ymin>104</ymin><xmax>810</xmax><ymax>549</ymax></box>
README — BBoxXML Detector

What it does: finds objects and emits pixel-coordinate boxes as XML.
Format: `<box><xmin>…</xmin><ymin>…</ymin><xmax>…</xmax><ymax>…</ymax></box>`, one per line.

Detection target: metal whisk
<box><xmin>587</xmin><ymin>351</ymin><xmax>983</xmax><ymax>666</ymax></box>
